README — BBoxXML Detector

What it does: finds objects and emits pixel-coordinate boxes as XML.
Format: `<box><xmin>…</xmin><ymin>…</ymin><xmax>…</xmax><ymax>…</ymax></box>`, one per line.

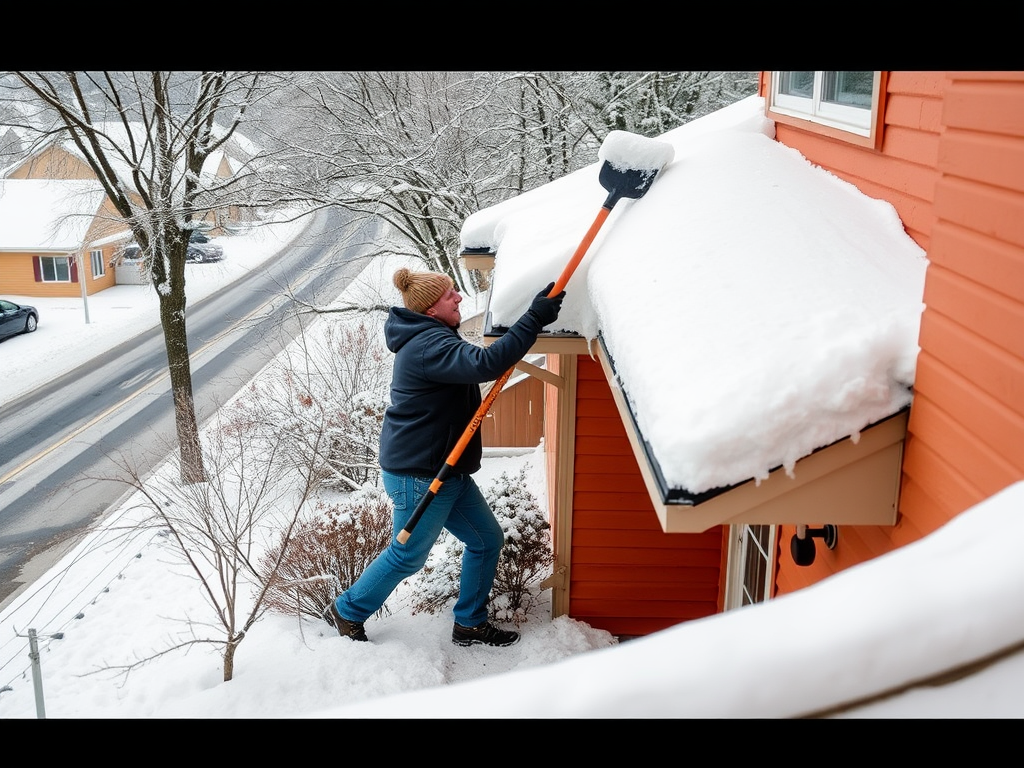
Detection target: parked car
<box><xmin>0</xmin><ymin>298</ymin><xmax>38</xmax><ymax>341</ymax></box>
<box><xmin>119</xmin><ymin>231</ymin><xmax>224</xmax><ymax>265</ymax></box>
<box><xmin>185</xmin><ymin>230</ymin><xmax>224</xmax><ymax>263</ymax></box>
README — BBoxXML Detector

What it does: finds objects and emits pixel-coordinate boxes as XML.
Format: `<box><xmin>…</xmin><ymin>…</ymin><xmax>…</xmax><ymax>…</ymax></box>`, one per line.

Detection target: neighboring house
<box><xmin>191</xmin><ymin>128</ymin><xmax>263</xmax><ymax>231</ymax></box>
<box><xmin>1</xmin><ymin>122</ymin><xmax>259</xmax><ymax>296</ymax></box>
<box><xmin>3</xmin><ymin>122</ymin><xmax>259</xmax><ymax>234</ymax></box>
<box><xmin>0</xmin><ymin>178</ymin><xmax>131</xmax><ymax>298</ymax></box>
<box><xmin>463</xmin><ymin>71</ymin><xmax>1023</xmax><ymax>639</ymax></box>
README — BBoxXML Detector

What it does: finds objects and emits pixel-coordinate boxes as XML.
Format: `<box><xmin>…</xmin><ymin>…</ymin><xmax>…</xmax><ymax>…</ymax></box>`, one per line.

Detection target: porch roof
<box><xmin>461</xmin><ymin>95</ymin><xmax>928</xmax><ymax>515</ymax></box>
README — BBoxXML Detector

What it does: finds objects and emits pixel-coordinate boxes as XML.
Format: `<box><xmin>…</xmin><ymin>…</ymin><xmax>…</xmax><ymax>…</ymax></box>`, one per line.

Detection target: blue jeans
<box><xmin>335</xmin><ymin>470</ymin><xmax>504</xmax><ymax>628</ymax></box>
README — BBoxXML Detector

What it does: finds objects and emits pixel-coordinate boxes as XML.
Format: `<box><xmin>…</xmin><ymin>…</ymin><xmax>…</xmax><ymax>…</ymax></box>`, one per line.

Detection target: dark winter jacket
<box><xmin>378</xmin><ymin>306</ymin><xmax>547</xmax><ymax>477</ymax></box>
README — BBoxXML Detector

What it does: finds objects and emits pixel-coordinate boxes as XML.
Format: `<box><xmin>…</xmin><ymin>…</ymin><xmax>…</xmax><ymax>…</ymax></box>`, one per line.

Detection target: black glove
<box><xmin>526</xmin><ymin>282</ymin><xmax>566</xmax><ymax>328</ymax></box>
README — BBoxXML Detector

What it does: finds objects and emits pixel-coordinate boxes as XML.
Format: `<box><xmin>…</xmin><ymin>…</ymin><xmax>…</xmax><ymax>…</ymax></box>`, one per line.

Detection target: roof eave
<box><xmin>469</xmin><ymin>250</ymin><xmax>906</xmax><ymax>535</ymax></box>
<box><xmin>595</xmin><ymin>334</ymin><xmax>906</xmax><ymax>533</ymax></box>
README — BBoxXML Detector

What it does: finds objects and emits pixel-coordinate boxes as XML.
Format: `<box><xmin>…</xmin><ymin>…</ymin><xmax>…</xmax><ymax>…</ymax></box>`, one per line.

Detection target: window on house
<box><xmin>767</xmin><ymin>71</ymin><xmax>886</xmax><ymax>149</ymax></box>
<box><xmin>739</xmin><ymin>524</ymin><xmax>775</xmax><ymax>606</ymax></box>
<box><xmin>90</xmin><ymin>249</ymin><xmax>105</xmax><ymax>279</ymax></box>
<box><xmin>39</xmin><ymin>256</ymin><xmax>72</xmax><ymax>282</ymax></box>
<box><xmin>725</xmin><ymin>524</ymin><xmax>777</xmax><ymax>609</ymax></box>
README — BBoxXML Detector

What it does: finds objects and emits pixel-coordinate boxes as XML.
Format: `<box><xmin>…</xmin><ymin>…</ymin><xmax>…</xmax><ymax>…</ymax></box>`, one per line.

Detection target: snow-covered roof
<box><xmin>0</xmin><ymin>178</ymin><xmax>109</xmax><ymax>251</ymax></box>
<box><xmin>21</xmin><ymin>121</ymin><xmax>255</xmax><ymax>192</ymax></box>
<box><xmin>461</xmin><ymin>95</ymin><xmax>928</xmax><ymax>497</ymax></box>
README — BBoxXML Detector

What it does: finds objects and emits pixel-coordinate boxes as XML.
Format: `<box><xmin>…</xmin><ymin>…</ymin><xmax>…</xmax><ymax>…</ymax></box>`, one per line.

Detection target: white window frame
<box><xmin>724</xmin><ymin>523</ymin><xmax>777</xmax><ymax>610</ymax></box>
<box><xmin>39</xmin><ymin>255</ymin><xmax>72</xmax><ymax>283</ymax></box>
<box><xmin>90</xmin><ymin>249</ymin><xmax>105</xmax><ymax>279</ymax></box>
<box><xmin>767</xmin><ymin>71</ymin><xmax>887</xmax><ymax>150</ymax></box>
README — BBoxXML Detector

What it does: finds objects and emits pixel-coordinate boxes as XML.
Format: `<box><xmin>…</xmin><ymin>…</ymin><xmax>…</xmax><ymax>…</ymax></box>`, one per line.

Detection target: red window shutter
<box><xmin>33</xmin><ymin>256</ymin><xmax>41</xmax><ymax>282</ymax></box>
<box><xmin>70</xmin><ymin>256</ymin><xmax>78</xmax><ymax>283</ymax></box>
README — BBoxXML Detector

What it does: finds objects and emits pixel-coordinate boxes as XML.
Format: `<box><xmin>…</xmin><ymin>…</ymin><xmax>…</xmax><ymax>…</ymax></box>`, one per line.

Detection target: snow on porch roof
<box><xmin>459</xmin><ymin>95</ymin><xmax>928</xmax><ymax>499</ymax></box>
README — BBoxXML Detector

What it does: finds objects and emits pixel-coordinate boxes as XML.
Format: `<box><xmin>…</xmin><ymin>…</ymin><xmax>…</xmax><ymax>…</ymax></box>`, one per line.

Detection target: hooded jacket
<box><xmin>378</xmin><ymin>306</ymin><xmax>547</xmax><ymax>477</ymax></box>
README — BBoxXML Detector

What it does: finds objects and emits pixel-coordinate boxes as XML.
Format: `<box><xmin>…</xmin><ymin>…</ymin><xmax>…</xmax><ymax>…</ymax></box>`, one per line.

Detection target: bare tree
<box><xmin>253</xmin><ymin>71</ymin><xmax>755</xmax><ymax>295</ymax></box>
<box><xmin>230</xmin><ymin>316</ymin><xmax>390</xmax><ymax>492</ymax></box>
<box><xmin>585</xmin><ymin>71</ymin><xmax>759</xmax><ymax>135</ymax></box>
<box><xmin>78</xmin><ymin>283</ymin><xmax>392</xmax><ymax>683</ymax></box>
<box><xmin>96</xmin><ymin>383</ymin><xmax>327</xmax><ymax>682</ymax></box>
<box><xmin>0</xmin><ymin>71</ymin><xmax>287</xmax><ymax>482</ymax></box>
<box><xmin>253</xmin><ymin>72</ymin><xmax>606</xmax><ymax>294</ymax></box>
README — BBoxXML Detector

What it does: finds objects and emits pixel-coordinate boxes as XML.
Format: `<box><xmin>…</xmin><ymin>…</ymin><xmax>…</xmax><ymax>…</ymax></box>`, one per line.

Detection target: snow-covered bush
<box><xmin>411</xmin><ymin>466</ymin><xmax>553</xmax><ymax>624</ymax></box>
<box><xmin>259</xmin><ymin>486</ymin><xmax>393</xmax><ymax>621</ymax></box>
<box><xmin>222</xmin><ymin>319</ymin><xmax>389</xmax><ymax>492</ymax></box>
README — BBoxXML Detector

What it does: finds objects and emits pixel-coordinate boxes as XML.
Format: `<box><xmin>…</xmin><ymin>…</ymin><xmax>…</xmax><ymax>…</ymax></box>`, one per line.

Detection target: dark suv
<box><xmin>120</xmin><ymin>231</ymin><xmax>224</xmax><ymax>264</ymax></box>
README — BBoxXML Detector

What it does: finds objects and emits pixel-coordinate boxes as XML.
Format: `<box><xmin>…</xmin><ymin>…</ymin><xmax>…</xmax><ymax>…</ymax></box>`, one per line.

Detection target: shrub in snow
<box><xmin>260</xmin><ymin>487</ymin><xmax>393</xmax><ymax>620</ymax></box>
<box><xmin>225</xmin><ymin>320</ymin><xmax>389</xmax><ymax>492</ymax></box>
<box><xmin>411</xmin><ymin>467</ymin><xmax>553</xmax><ymax>624</ymax></box>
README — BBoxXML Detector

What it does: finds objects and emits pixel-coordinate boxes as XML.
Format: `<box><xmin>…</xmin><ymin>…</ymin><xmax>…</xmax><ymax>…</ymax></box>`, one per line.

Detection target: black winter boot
<box><xmin>452</xmin><ymin>621</ymin><xmax>520</xmax><ymax>647</ymax></box>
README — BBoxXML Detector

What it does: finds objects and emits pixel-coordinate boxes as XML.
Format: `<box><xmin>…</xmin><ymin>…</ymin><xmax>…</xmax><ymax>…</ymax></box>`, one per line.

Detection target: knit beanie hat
<box><xmin>394</xmin><ymin>267</ymin><xmax>453</xmax><ymax>314</ymax></box>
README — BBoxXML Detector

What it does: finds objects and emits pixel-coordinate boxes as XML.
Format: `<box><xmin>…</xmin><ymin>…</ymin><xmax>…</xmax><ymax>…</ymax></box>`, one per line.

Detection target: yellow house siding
<box><xmin>6</xmin><ymin>144</ymin><xmax>95</xmax><ymax>180</ymax></box>
<box><xmin>0</xmin><ymin>252</ymin><xmax>44</xmax><ymax>294</ymax></box>
<box><xmin>0</xmin><ymin>252</ymin><xmax>74</xmax><ymax>297</ymax></box>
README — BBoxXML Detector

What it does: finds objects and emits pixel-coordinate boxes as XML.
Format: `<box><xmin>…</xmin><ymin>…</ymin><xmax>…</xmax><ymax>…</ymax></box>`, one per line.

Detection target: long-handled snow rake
<box><xmin>397</xmin><ymin>130</ymin><xmax>675</xmax><ymax>544</ymax></box>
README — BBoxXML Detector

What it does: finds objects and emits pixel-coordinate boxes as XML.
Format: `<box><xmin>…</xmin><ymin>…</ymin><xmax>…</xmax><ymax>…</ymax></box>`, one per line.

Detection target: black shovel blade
<box><xmin>600</xmin><ymin>161</ymin><xmax>662</xmax><ymax>209</ymax></box>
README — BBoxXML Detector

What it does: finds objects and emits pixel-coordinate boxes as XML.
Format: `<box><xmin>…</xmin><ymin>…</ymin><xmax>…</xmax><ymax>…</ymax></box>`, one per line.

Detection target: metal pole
<box><xmin>28</xmin><ymin>628</ymin><xmax>46</xmax><ymax>719</ymax></box>
<box><xmin>76</xmin><ymin>253</ymin><xmax>91</xmax><ymax>325</ymax></box>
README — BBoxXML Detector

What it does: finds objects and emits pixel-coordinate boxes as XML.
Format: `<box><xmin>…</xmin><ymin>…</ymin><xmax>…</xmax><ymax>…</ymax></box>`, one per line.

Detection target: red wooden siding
<box><xmin>567</xmin><ymin>356</ymin><xmax>723</xmax><ymax>637</ymax></box>
<box><xmin>767</xmin><ymin>72</ymin><xmax>1024</xmax><ymax>596</ymax></box>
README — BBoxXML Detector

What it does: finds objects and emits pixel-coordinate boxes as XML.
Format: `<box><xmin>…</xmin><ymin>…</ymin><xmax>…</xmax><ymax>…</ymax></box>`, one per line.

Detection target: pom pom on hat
<box><xmin>394</xmin><ymin>268</ymin><xmax>454</xmax><ymax>314</ymax></box>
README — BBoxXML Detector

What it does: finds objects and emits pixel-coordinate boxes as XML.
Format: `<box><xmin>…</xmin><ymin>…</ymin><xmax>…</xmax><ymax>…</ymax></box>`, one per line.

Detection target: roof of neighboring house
<box><xmin>3</xmin><ymin>121</ymin><xmax>258</xmax><ymax>191</ymax></box>
<box><xmin>0</xmin><ymin>178</ymin><xmax>109</xmax><ymax>251</ymax></box>
<box><xmin>461</xmin><ymin>95</ymin><xmax>929</xmax><ymax>498</ymax></box>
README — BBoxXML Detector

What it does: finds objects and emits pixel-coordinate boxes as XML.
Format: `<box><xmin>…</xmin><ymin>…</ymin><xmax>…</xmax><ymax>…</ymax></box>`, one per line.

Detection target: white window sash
<box><xmin>41</xmin><ymin>256</ymin><xmax>72</xmax><ymax>283</ymax></box>
<box><xmin>770</xmin><ymin>71</ymin><xmax>876</xmax><ymax>137</ymax></box>
<box><xmin>90</xmin><ymin>249</ymin><xmax>105</xmax><ymax>278</ymax></box>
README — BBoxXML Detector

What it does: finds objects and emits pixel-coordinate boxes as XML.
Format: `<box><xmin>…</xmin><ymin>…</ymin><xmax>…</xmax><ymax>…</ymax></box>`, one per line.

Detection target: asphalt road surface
<box><xmin>0</xmin><ymin>207</ymin><xmax>380</xmax><ymax>610</ymax></box>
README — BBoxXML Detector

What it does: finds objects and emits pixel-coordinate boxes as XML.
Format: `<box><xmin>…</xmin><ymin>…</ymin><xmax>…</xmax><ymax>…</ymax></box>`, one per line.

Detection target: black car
<box><xmin>120</xmin><ymin>231</ymin><xmax>224</xmax><ymax>265</ymax></box>
<box><xmin>0</xmin><ymin>298</ymin><xmax>39</xmax><ymax>341</ymax></box>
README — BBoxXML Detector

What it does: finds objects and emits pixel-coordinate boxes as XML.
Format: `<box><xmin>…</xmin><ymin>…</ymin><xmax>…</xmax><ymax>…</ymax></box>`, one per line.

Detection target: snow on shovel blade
<box><xmin>597</xmin><ymin>130</ymin><xmax>675</xmax><ymax>208</ymax></box>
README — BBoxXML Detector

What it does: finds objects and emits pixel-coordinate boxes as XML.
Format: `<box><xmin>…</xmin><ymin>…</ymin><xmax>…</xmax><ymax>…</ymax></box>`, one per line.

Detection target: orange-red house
<box><xmin>464</xmin><ymin>71</ymin><xmax>1024</xmax><ymax>639</ymax></box>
